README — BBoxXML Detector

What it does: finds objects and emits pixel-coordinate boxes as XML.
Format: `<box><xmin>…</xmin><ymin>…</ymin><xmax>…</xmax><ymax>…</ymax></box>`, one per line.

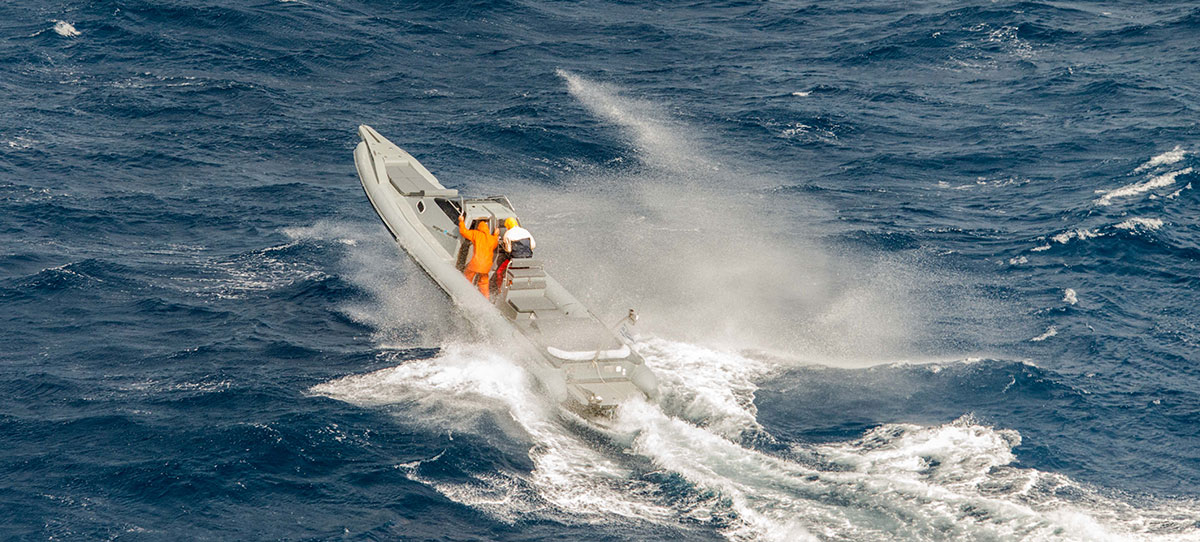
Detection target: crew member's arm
<box><xmin>458</xmin><ymin>215</ymin><xmax>476</xmax><ymax>241</ymax></box>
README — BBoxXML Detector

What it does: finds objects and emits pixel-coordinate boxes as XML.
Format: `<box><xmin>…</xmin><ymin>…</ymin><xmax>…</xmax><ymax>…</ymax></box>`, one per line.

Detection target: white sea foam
<box><xmin>1031</xmin><ymin>326</ymin><xmax>1057</xmax><ymax>342</ymax></box>
<box><xmin>315</xmin><ymin>332</ymin><xmax>1200</xmax><ymax>541</ymax></box>
<box><xmin>791</xmin><ymin>91</ymin><xmax>811</xmax><ymax>97</ymax></box>
<box><xmin>53</xmin><ymin>21</ymin><xmax>80</xmax><ymax>37</ymax></box>
<box><xmin>635</xmin><ymin>338</ymin><xmax>772</xmax><ymax>440</ymax></box>
<box><xmin>1063</xmin><ymin>288</ymin><xmax>1077</xmax><ymax>305</ymax></box>
<box><xmin>1095</xmin><ymin>168</ymin><xmax>1192</xmax><ymax>206</ymax></box>
<box><xmin>303</xmin><ymin>221</ymin><xmax>688</xmax><ymax>523</ymax></box>
<box><xmin>1167</xmin><ymin>182</ymin><xmax>1191</xmax><ymax>199</ymax></box>
<box><xmin>7</xmin><ymin>136</ymin><xmax>36</xmax><ymax>149</ymax></box>
<box><xmin>1114</xmin><ymin>217</ymin><xmax>1164</xmax><ymax>231</ymax></box>
<box><xmin>777</xmin><ymin>120</ymin><xmax>839</xmax><ymax>142</ymax></box>
<box><xmin>1134</xmin><ymin>146</ymin><xmax>1187</xmax><ymax>173</ymax></box>
<box><xmin>613</xmin><ymin>400</ymin><xmax>821</xmax><ymax>542</ymax></box>
<box><xmin>115</xmin><ymin>378</ymin><xmax>232</xmax><ymax>396</ymax></box>
<box><xmin>780</xmin><ymin>123</ymin><xmax>810</xmax><ymax>138</ymax></box>
<box><xmin>311</xmin><ymin>344</ymin><xmax>676</xmax><ymax>526</ymax></box>
<box><xmin>806</xmin><ymin>417</ymin><xmax>1200</xmax><ymax>541</ymax></box>
<box><xmin>984</xmin><ymin>24</ymin><xmax>1034</xmax><ymax>59</ymax></box>
<box><xmin>1051</xmin><ymin>228</ymin><xmax>1101</xmax><ymax>244</ymax></box>
<box><xmin>1045</xmin><ymin>217</ymin><xmax>1163</xmax><ymax>248</ymax></box>
<box><xmin>617</xmin><ymin>379</ymin><xmax>1200</xmax><ymax>541</ymax></box>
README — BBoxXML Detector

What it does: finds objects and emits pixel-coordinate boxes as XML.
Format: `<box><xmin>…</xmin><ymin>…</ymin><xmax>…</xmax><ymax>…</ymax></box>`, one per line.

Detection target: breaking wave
<box><xmin>1133</xmin><ymin>146</ymin><xmax>1187</xmax><ymax>173</ymax></box>
<box><xmin>1095</xmin><ymin>168</ymin><xmax>1192</xmax><ymax>206</ymax></box>
<box><xmin>52</xmin><ymin>21</ymin><xmax>79</xmax><ymax>38</ymax></box>
<box><xmin>1114</xmin><ymin>217</ymin><xmax>1164</xmax><ymax>231</ymax></box>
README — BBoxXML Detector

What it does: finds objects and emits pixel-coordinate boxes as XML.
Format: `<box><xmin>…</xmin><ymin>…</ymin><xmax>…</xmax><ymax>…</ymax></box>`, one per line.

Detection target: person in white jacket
<box><xmin>493</xmin><ymin>216</ymin><xmax>535</xmax><ymax>292</ymax></box>
<box><xmin>501</xmin><ymin>217</ymin><xmax>535</xmax><ymax>258</ymax></box>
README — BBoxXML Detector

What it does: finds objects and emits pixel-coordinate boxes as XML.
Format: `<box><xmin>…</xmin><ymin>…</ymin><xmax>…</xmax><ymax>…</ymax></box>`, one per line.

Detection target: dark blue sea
<box><xmin>2</xmin><ymin>1</ymin><xmax>1198</xmax><ymax>540</ymax></box>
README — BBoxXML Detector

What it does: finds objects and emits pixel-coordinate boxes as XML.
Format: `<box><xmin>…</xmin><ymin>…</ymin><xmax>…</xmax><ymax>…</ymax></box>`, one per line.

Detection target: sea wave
<box><xmin>1095</xmin><ymin>168</ymin><xmax>1192</xmax><ymax>206</ymax></box>
<box><xmin>52</xmin><ymin>21</ymin><xmax>79</xmax><ymax>38</ymax></box>
<box><xmin>1134</xmin><ymin>146</ymin><xmax>1187</xmax><ymax>173</ymax></box>
<box><xmin>1114</xmin><ymin>217</ymin><xmax>1164</xmax><ymax>231</ymax></box>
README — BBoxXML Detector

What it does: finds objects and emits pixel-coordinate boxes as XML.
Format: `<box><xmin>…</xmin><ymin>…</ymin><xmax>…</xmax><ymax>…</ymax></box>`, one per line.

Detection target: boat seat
<box><xmin>507</xmin><ymin>275</ymin><xmax>546</xmax><ymax>291</ymax></box>
<box><xmin>387</xmin><ymin>161</ymin><xmax>458</xmax><ymax>198</ymax></box>
<box><xmin>412</xmin><ymin>189</ymin><xmax>460</xmax><ymax>198</ymax></box>
<box><xmin>506</xmin><ymin>266</ymin><xmax>546</xmax><ymax>290</ymax></box>
<box><xmin>507</xmin><ymin>293</ymin><xmax>557</xmax><ymax>313</ymax></box>
<box><xmin>508</xmin><ymin>258</ymin><xmax>542</xmax><ymax>270</ymax></box>
<box><xmin>507</xmin><ymin>267</ymin><xmax>544</xmax><ymax>278</ymax></box>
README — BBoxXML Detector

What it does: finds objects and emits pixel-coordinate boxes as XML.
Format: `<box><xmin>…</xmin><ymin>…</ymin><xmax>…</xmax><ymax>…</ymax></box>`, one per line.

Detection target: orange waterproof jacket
<box><xmin>459</xmin><ymin>217</ymin><xmax>499</xmax><ymax>274</ymax></box>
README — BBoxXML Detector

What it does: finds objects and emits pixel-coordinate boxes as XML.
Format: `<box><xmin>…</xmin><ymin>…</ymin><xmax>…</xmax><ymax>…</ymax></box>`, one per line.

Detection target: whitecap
<box><xmin>1134</xmin><ymin>145</ymin><xmax>1187</xmax><ymax>173</ymax></box>
<box><xmin>1063</xmin><ymin>289</ymin><xmax>1077</xmax><ymax>305</ymax></box>
<box><xmin>780</xmin><ymin>123</ymin><xmax>811</xmax><ymax>138</ymax></box>
<box><xmin>1031</xmin><ymin>326</ymin><xmax>1057</xmax><ymax>342</ymax></box>
<box><xmin>1114</xmin><ymin>217</ymin><xmax>1163</xmax><ymax>231</ymax></box>
<box><xmin>6</xmin><ymin>136</ymin><xmax>36</xmax><ymax>150</ymax></box>
<box><xmin>1096</xmin><ymin>168</ymin><xmax>1192</xmax><ymax>206</ymax></box>
<box><xmin>1051</xmin><ymin>228</ymin><xmax>1101</xmax><ymax>244</ymax></box>
<box><xmin>986</xmin><ymin>25</ymin><xmax>1034</xmax><ymax>59</ymax></box>
<box><xmin>53</xmin><ymin>21</ymin><xmax>80</xmax><ymax>38</ymax></box>
<box><xmin>791</xmin><ymin>91</ymin><xmax>811</xmax><ymax>97</ymax></box>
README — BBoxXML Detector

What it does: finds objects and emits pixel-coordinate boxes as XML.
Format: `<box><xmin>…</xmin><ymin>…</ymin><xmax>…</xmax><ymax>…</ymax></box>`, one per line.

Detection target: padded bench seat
<box><xmin>507</xmin><ymin>267</ymin><xmax>545</xmax><ymax>279</ymax></box>
<box><xmin>507</xmin><ymin>294</ymin><xmax>557</xmax><ymax>313</ymax></box>
<box><xmin>505</xmin><ymin>267</ymin><xmax>545</xmax><ymax>288</ymax></box>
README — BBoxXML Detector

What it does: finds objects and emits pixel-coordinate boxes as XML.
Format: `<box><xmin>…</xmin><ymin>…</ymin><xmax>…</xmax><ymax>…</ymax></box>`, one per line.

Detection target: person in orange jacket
<box><xmin>458</xmin><ymin>213</ymin><xmax>499</xmax><ymax>298</ymax></box>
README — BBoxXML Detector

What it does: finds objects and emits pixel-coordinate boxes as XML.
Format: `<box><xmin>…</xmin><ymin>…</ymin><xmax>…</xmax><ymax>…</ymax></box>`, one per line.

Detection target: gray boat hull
<box><xmin>353</xmin><ymin>125</ymin><xmax>658</xmax><ymax>415</ymax></box>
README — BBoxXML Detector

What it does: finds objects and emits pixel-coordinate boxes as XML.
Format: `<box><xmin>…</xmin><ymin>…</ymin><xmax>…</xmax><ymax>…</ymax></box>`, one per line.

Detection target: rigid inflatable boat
<box><xmin>353</xmin><ymin>125</ymin><xmax>658</xmax><ymax>416</ymax></box>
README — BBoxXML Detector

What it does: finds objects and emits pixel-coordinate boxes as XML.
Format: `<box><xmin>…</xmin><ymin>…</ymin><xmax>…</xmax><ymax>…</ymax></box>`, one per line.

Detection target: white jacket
<box><xmin>502</xmin><ymin>226</ymin><xmax>535</xmax><ymax>253</ymax></box>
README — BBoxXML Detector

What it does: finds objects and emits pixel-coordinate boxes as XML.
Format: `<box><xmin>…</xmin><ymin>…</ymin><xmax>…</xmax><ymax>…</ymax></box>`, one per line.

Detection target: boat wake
<box><xmin>311</xmin><ymin>343</ymin><xmax>677</xmax><ymax>527</ymax></box>
<box><xmin>312</xmin><ymin>337</ymin><xmax>1200</xmax><ymax>541</ymax></box>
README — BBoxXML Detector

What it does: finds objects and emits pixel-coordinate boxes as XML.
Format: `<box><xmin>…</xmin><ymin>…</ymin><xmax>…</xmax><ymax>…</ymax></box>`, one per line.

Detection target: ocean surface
<box><xmin>2</xmin><ymin>1</ymin><xmax>1198</xmax><ymax>540</ymax></box>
